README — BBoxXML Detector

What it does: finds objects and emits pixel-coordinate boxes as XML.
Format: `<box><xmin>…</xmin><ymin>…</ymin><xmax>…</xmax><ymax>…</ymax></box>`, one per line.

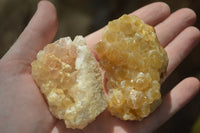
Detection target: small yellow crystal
<box><xmin>31</xmin><ymin>36</ymin><xmax>107</xmax><ymax>129</ymax></box>
<box><xmin>94</xmin><ymin>15</ymin><xmax>168</xmax><ymax>120</ymax></box>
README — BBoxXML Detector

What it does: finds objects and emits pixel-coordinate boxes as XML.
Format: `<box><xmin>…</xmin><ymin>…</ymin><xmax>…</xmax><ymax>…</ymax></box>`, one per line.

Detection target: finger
<box><xmin>85</xmin><ymin>2</ymin><xmax>170</xmax><ymax>51</ymax></box>
<box><xmin>131</xmin><ymin>2</ymin><xmax>170</xmax><ymax>26</ymax></box>
<box><xmin>139</xmin><ymin>77</ymin><xmax>200</xmax><ymax>132</ymax></box>
<box><xmin>155</xmin><ymin>8</ymin><xmax>196</xmax><ymax>47</ymax></box>
<box><xmin>3</xmin><ymin>1</ymin><xmax>58</xmax><ymax>64</ymax></box>
<box><xmin>165</xmin><ymin>26</ymin><xmax>200</xmax><ymax>77</ymax></box>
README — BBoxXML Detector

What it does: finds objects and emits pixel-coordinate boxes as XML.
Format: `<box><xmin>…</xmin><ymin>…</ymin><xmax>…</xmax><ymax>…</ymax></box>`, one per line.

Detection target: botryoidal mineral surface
<box><xmin>94</xmin><ymin>15</ymin><xmax>168</xmax><ymax>120</ymax></box>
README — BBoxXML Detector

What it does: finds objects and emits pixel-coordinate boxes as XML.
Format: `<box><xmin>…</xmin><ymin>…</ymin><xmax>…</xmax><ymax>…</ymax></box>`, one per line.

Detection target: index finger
<box><xmin>85</xmin><ymin>2</ymin><xmax>170</xmax><ymax>51</ymax></box>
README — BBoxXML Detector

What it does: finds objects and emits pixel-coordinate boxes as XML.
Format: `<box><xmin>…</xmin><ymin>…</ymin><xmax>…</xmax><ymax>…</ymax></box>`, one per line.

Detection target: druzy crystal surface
<box><xmin>95</xmin><ymin>15</ymin><xmax>168</xmax><ymax>120</ymax></box>
<box><xmin>31</xmin><ymin>36</ymin><xmax>107</xmax><ymax>129</ymax></box>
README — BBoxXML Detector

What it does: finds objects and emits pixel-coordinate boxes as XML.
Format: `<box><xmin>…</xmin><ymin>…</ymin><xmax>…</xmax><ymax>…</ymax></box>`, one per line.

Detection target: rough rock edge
<box><xmin>34</xmin><ymin>36</ymin><xmax>108</xmax><ymax>129</ymax></box>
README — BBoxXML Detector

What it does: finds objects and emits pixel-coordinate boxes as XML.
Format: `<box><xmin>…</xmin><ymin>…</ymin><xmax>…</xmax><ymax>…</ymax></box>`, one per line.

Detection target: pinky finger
<box><xmin>137</xmin><ymin>77</ymin><xmax>200</xmax><ymax>133</ymax></box>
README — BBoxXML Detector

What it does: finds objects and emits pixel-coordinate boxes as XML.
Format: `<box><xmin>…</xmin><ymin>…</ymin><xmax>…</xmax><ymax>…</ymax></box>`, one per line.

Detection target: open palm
<box><xmin>0</xmin><ymin>1</ymin><xmax>199</xmax><ymax>133</ymax></box>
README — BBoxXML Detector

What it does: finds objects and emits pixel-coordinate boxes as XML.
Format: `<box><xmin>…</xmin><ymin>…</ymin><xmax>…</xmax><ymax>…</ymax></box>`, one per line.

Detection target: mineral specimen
<box><xmin>31</xmin><ymin>36</ymin><xmax>108</xmax><ymax>129</ymax></box>
<box><xmin>94</xmin><ymin>15</ymin><xmax>168</xmax><ymax>120</ymax></box>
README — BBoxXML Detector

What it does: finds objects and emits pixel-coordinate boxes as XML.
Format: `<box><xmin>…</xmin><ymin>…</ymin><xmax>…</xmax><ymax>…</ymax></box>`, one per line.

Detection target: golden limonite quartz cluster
<box><xmin>95</xmin><ymin>15</ymin><xmax>168</xmax><ymax>120</ymax></box>
<box><xmin>31</xmin><ymin>36</ymin><xmax>107</xmax><ymax>129</ymax></box>
<box><xmin>31</xmin><ymin>14</ymin><xmax>168</xmax><ymax>129</ymax></box>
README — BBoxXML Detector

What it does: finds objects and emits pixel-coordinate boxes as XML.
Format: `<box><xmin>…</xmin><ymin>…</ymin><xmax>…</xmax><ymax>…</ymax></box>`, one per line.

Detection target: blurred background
<box><xmin>0</xmin><ymin>0</ymin><xmax>199</xmax><ymax>132</ymax></box>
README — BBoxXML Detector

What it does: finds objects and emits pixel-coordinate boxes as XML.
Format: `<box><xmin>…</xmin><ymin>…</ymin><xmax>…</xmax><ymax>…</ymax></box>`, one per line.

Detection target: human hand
<box><xmin>0</xmin><ymin>1</ymin><xmax>199</xmax><ymax>133</ymax></box>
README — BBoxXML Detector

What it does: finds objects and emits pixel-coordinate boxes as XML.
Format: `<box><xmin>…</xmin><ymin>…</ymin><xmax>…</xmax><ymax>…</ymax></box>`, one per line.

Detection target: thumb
<box><xmin>2</xmin><ymin>1</ymin><xmax>58</xmax><ymax>64</ymax></box>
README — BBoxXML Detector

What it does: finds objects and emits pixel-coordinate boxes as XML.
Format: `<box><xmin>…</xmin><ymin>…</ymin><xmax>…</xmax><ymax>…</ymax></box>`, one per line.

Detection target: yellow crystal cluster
<box><xmin>95</xmin><ymin>15</ymin><xmax>168</xmax><ymax>120</ymax></box>
<box><xmin>31</xmin><ymin>36</ymin><xmax>107</xmax><ymax>129</ymax></box>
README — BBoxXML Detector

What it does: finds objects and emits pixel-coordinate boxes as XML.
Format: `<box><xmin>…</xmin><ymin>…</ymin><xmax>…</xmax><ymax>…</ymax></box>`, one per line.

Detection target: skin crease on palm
<box><xmin>0</xmin><ymin>1</ymin><xmax>199</xmax><ymax>133</ymax></box>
